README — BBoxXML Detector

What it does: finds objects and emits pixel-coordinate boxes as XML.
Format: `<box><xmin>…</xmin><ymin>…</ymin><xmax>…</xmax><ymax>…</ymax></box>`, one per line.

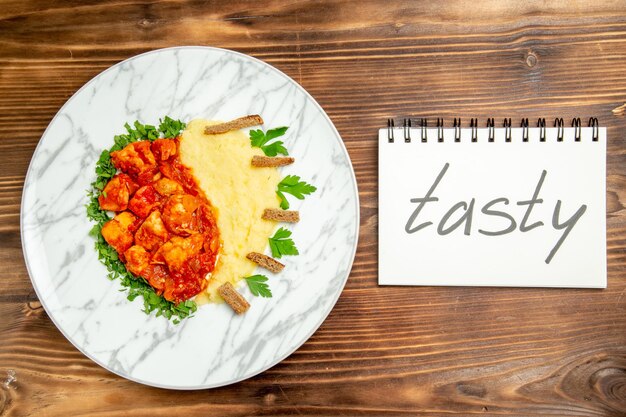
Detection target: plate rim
<box><xmin>20</xmin><ymin>45</ymin><xmax>360</xmax><ymax>390</ymax></box>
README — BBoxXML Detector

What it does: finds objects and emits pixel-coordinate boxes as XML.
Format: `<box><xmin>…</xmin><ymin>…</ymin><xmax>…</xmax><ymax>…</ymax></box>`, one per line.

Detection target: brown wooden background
<box><xmin>1</xmin><ymin>1</ymin><xmax>626</xmax><ymax>416</ymax></box>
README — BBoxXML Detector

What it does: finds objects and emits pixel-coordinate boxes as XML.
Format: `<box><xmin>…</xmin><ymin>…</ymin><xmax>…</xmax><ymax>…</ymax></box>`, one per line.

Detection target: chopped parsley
<box><xmin>159</xmin><ymin>116</ymin><xmax>186</xmax><ymax>139</ymax></box>
<box><xmin>276</xmin><ymin>175</ymin><xmax>316</xmax><ymax>210</ymax></box>
<box><xmin>86</xmin><ymin>117</ymin><xmax>191</xmax><ymax>323</ymax></box>
<box><xmin>268</xmin><ymin>228</ymin><xmax>299</xmax><ymax>259</ymax></box>
<box><xmin>249</xmin><ymin>126</ymin><xmax>289</xmax><ymax>157</ymax></box>
<box><xmin>245</xmin><ymin>275</ymin><xmax>272</xmax><ymax>298</ymax></box>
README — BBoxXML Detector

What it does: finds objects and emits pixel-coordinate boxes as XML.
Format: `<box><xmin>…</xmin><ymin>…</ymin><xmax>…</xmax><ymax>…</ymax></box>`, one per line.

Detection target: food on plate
<box><xmin>98</xmin><ymin>174</ymin><xmax>137</xmax><ymax>211</ymax></box>
<box><xmin>217</xmin><ymin>282</ymin><xmax>250</xmax><ymax>315</ymax></box>
<box><xmin>262</xmin><ymin>208</ymin><xmax>300</xmax><ymax>223</ymax></box>
<box><xmin>87</xmin><ymin>115</ymin><xmax>316</xmax><ymax>322</ymax></box>
<box><xmin>251</xmin><ymin>155</ymin><xmax>295</xmax><ymax>167</ymax></box>
<box><xmin>99</xmin><ymin>136</ymin><xmax>220</xmax><ymax>305</ymax></box>
<box><xmin>180</xmin><ymin>119</ymin><xmax>284</xmax><ymax>303</ymax></box>
<box><xmin>246</xmin><ymin>252</ymin><xmax>285</xmax><ymax>273</ymax></box>
<box><xmin>100</xmin><ymin>211</ymin><xmax>139</xmax><ymax>254</ymax></box>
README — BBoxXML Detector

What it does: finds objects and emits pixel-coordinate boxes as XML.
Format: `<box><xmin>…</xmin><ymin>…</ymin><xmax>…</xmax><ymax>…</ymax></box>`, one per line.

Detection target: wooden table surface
<box><xmin>1</xmin><ymin>1</ymin><xmax>626</xmax><ymax>416</ymax></box>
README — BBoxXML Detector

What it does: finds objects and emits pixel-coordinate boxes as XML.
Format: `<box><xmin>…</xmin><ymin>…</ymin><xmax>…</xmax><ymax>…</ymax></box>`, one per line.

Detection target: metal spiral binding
<box><xmin>454</xmin><ymin>118</ymin><xmax>461</xmax><ymax>142</ymax></box>
<box><xmin>386</xmin><ymin>117</ymin><xmax>599</xmax><ymax>143</ymax></box>
<box><xmin>589</xmin><ymin>117</ymin><xmax>599</xmax><ymax>141</ymax></box>
<box><xmin>470</xmin><ymin>118</ymin><xmax>478</xmax><ymax>142</ymax></box>
<box><xmin>555</xmin><ymin>118</ymin><xmax>564</xmax><ymax>142</ymax></box>
<box><xmin>487</xmin><ymin>118</ymin><xmax>495</xmax><ymax>142</ymax></box>
<box><xmin>572</xmin><ymin>117</ymin><xmax>582</xmax><ymax>141</ymax></box>
<box><xmin>504</xmin><ymin>118</ymin><xmax>512</xmax><ymax>142</ymax></box>
<box><xmin>537</xmin><ymin>118</ymin><xmax>546</xmax><ymax>142</ymax></box>
<box><xmin>387</xmin><ymin>118</ymin><xmax>394</xmax><ymax>143</ymax></box>
<box><xmin>420</xmin><ymin>118</ymin><xmax>427</xmax><ymax>142</ymax></box>
<box><xmin>521</xmin><ymin>118</ymin><xmax>529</xmax><ymax>142</ymax></box>
<box><xmin>403</xmin><ymin>118</ymin><xmax>411</xmax><ymax>143</ymax></box>
<box><xmin>436</xmin><ymin>118</ymin><xmax>444</xmax><ymax>142</ymax></box>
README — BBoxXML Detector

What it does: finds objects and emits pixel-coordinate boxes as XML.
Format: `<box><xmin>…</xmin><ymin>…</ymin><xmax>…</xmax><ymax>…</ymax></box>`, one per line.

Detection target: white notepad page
<box><xmin>378</xmin><ymin>126</ymin><xmax>607</xmax><ymax>288</ymax></box>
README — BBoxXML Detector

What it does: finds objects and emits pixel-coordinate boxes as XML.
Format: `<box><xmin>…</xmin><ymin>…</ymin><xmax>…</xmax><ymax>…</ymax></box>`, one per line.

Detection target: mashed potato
<box><xmin>178</xmin><ymin>119</ymin><xmax>280</xmax><ymax>302</ymax></box>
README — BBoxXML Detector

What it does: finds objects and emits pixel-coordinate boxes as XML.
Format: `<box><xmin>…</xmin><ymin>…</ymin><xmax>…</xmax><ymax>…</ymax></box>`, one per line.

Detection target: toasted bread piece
<box><xmin>204</xmin><ymin>115</ymin><xmax>264</xmax><ymax>135</ymax></box>
<box><xmin>246</xmin><ymin>252</ymin><xmax>285</xmax><ymax>273</ymax></box>
<box><xmin>218</xmin><ymin>282</ymin><xmax>250</xmax><ymax>314</ymax></box>
<box><xmin>262</xmin><ymin>208</ymin><xmax>300</xmax><ymax>223</ymax></box>
<box><xmin>251</xmin><ymin>155</ymin><xmax>295</xmax><ymax>167</ymax></box>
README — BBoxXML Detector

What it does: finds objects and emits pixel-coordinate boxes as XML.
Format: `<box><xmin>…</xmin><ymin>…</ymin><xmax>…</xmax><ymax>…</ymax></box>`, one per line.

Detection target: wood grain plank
<box><xmin>1</xmin><ymin>0</ymin><xmax>626</xmax><ymax>415</ymax></box>
<box><xmin>1</xmin><ymin>300</ymin><xmax>625</xmax><ymax>416</ymax></box>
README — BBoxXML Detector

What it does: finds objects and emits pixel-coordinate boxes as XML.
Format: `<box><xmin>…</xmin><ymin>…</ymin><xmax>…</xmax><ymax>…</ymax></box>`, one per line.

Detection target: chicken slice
<box><xmin>154</xmin><ymin>234</ymin><xmax>204</xmax><ymax>272</ymax></box>
<box><xmin>135</xmin><ymin>210</ymin><xmax>169</xmax><ymax>252</ymax></box>
<box><xmin>124</xmin><ymin>245</ymin><xmax>151</xmax><ymax>276</ymax></box>
<box><xmin>100</xmin><ymin>211</ymin><xmax>139</xmax><ymax>257</ymax></box>
<box><xmin>110</xmin><ymin>141</ymin><xmax>159</xmax><ymax>185</ymax></box>
<box><xmin>142</xmin><ymin>264</ymin><xmax>169</xmax><ymax>293</ymax></box>
<box><xmin>151</xmin><ymin>138</ymin><xmax>177</xmax><ymax>161</ymax></box>
<box><xmin>161</xmin><ymin>194</ymin><xmax>202</xmax><ymax>235</ymax></box>
<box><xmin>153</xmin><ymin>177</ymin><xmax>184</xmax><ymax>196</ymax></box>
<box><xmin>124</xmin><ymin>246</ymin><xmax>170</xmax><ymax>293</ymax></box>
<box><xmin>128</xmin><ymin>185</ymin><xmax>163</xmax><ymax>219</ymax></box>
<box><xmin>98</xmin><ymin>173</ymin><xmax>137</xmax><ymax>212</ymax></box>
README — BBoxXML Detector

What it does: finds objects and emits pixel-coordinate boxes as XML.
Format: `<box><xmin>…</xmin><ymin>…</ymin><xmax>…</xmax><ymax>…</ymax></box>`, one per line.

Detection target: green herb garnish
<box><xmin>86</xmin><ymin>117</ymin><xmax>191</xmax><ymax>323</ymax></box>
<box><xmin>268</xmin><ymin>228</ymin><xmax>299</xmax><ymax>259</ymax></box>
<box><xmin>276</xmin><ymin>175</ymin><xmax>316</xmax><ymax>210</ymax></box>
<box><xmin>250</xmin><ymin>126</ymin><xmax>289</xmax><ymax>157</ymax></box>
<box><xmin>245</xmin><ymin>275</ymin><xmax>272</xmax><ymax>298</ymax></box>
<box><xmin>159</xmin><ymin>116</ymin><xmax>186</xmax><ymax>138</ymax></box>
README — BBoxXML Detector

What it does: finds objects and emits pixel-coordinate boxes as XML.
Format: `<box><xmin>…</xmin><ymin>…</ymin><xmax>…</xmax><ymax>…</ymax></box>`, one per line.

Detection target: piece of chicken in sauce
<box><xmin>101</xmin><ymin>211</ymin><xmax>140</xmax><ymax>259</ymax></box>
<box><xmin>98</xmin><ymin>173</ymin><xmax>138</xmax><ymax>212</ymax></box>
<box><xmin>134</xmin><ymin>210</ymin><xmax>169</xmax><ymax>252</ymax></box>
<box><xmin>128</xmin><ymin>185</ymin><xmax>163</xmax><ymax>219</ymax></box>
<box><xmin>153</xmin><ymin>177</ymin><xmax>184</xmax><ymax>196</ymax></box>
<box><xmin>110</xmin><ymin>141</ymin><xmax>159</xmax><ymax>185</ymax></box>
<box><xmin>151</xmin><ymin>138</ymin><xmax>177</xmax><ymax>161</ymax></box>
<box><xmin>161</xmin><ymin>194</ymin><xmax>203</xmax><ymax>235</ymax></box>
<box><xmin>154</xmin><ymin>234</ymin><xmax>205</xmax><ymax>272</ymax></box>
<box><xmin>124</xmin><ymin>245</ymin><xmax>169</xmax><ymax>293</ymax></box>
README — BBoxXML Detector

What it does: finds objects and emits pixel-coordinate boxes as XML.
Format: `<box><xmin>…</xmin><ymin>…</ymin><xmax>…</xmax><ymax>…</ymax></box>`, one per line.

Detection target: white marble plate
<box><xmin>21</xmin><ymin>46</ymin><xmax>359</xmax><ymax>389</ymax></box>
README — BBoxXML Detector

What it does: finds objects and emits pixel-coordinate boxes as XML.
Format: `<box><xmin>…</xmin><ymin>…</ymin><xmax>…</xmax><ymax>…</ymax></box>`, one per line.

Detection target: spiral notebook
<box><xmin>378</xmin><ymin>118</ymin><xmax>607</xmax><ymax>288</ymax></box>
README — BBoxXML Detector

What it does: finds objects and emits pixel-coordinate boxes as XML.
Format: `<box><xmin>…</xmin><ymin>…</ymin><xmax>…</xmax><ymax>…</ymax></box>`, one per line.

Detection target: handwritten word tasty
<box><xmin>404</xmin><ymin>163</ymin><xmax>586</xmax><ymax>264</ymax></box>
